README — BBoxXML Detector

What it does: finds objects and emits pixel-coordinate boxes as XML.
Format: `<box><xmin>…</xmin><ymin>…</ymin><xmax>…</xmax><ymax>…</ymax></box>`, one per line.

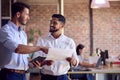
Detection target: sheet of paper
<box><xmin>46</xmin><ymin>48</ymin><xmax>74</xmax><ymax>61</ymax></box>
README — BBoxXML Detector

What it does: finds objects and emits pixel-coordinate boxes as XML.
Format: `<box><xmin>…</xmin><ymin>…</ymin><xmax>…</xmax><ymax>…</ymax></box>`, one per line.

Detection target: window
<box><xmin>1</xmin><ymin>0</ymin><xmax>13</xmax><ymax>26</ymax></box>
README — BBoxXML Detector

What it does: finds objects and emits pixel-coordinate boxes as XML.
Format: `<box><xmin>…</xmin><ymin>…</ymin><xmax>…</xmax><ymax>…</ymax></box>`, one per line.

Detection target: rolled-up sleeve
<box><xmin>0</xmin><ymin>29</ymin><xmax>19</xmax><ymax>52</ymax></box>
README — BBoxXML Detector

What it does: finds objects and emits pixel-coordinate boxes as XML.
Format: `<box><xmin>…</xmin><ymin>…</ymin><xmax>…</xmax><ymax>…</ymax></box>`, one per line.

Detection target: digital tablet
<box><xmin>30</xmin><ymin>56</ymin><xmax>46</xmax><ymax>63</ymax></box>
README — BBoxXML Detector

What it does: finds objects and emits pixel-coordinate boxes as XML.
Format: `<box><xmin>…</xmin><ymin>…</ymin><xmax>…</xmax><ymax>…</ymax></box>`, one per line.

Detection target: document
<box><xmin>46</xmin><ymin>48</ymin><xmax>74</xmax><ymax>61</ymax></box>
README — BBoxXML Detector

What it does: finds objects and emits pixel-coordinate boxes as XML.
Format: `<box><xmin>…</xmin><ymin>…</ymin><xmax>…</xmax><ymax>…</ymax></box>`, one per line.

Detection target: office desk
<box><xmin>28</xmin><ymin>64</ymin><xmax>120</xmax><ymax>80</ymax></box>
<box><xmin>68</xmin><ymin>65</ymin><xmax>120</xmax><ymax>74</ymax></box>
<box><xmin>68</xmin><ymin>65</ymin><xmax>120</xmax><ymax>80</ymax></box>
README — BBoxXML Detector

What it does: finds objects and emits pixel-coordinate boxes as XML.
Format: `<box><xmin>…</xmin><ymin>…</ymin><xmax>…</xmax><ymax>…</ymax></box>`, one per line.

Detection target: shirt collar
<box><xmin>48</xmin><ymin>33</ymin><xmax>64</xmax><ymax>39</ymax></box>
<box><xmin>8</xmin><ymin>21</ymin><xmax>23</xmax><ymax>31</ymax></box>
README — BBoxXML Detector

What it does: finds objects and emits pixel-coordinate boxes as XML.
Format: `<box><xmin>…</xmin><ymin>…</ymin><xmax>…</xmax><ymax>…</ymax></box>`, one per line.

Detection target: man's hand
<box><xmin>28</xmin><ymin>60</ymin><xmax>41</xmax><ymax>69</ymax></box>
<box><xmin>41</xmin><ymin>60</ymin><xmax>54</xmax><ymax>66</ymax></box>
<box><xmin>30</xmin><ymin>60</ymin><xmax>53</xmax><ymax>68</ymax></box>
<box><xmin>66</xmin><ymin>57</ymin><xmax>77</xmax><ymax>66</ymax></box>
<box><xmin>40</xmin><ymin>46</ymin><xmax>49</xmax><ymax>54</ymax></box>
<box><xmin>32</xmin><ymin>61</ymin><xmax>41</xmax><ymax>68</ymax></box>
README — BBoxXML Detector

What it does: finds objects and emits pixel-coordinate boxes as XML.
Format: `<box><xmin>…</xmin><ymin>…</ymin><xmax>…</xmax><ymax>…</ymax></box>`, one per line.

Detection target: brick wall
<box><xmin>26</xmin><ymin>1</ymin><xmax>120</xmax><ymax>55</ymax></box>
<box><xmin>92</xmin><ymin>2</ymin><xmax>120</xmax><ymax>54</ymax></box>
<box><xmin>26</xmin><ymin>4</ymin><xmax>57</xmax><ymax>45</ymax></box>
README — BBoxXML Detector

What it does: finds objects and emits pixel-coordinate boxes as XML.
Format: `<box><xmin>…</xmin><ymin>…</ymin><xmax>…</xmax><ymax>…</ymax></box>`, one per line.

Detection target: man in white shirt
<box><xmin>33</xmin><ymin>14</ymin><xmax>79</xmax><ymax>80</ymax></box>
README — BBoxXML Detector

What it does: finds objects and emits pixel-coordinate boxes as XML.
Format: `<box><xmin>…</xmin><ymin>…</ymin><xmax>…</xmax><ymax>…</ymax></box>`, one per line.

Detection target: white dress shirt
<box><xmin>33</xmin><ymin>34</ymin><xmax>79</xmax><ymax>75</ymax></box>
<box><xmin>0</xmin><ymin>21</ymin><xmax>29</xmax><ymax>70</ymax></box>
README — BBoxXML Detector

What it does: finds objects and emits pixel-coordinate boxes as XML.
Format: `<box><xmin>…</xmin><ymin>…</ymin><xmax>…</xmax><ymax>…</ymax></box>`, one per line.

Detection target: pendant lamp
<box><xmin>91</xmin><ymin>0</ymin><xmax>110</xmax><ymax>8</ymax></box>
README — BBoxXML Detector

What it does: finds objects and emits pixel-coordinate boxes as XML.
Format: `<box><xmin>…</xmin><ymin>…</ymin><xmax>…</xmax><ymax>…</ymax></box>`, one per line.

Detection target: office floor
<box><xmin>26</xmin><ymin>73</ymin><xmax>40</xmax><ymax>80</ymax></box>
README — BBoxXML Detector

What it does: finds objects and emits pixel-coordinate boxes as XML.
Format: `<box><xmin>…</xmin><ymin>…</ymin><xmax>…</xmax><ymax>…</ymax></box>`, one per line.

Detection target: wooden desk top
<box><xmin>68</xmin><ymin>64</ymin><xmax>120</xmax><ymax>74</ymax></box>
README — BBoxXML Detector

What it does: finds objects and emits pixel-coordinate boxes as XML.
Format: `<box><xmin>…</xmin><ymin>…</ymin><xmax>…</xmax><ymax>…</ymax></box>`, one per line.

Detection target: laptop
<box><xmin>95</xmin><ymin>57</ymin><xmax>102</xmax><ymax>68</ymax></box>
<box><xmin>70</xmin><ymin>66</ymin><xmax>91</xmax><ymax>71</ymax></box>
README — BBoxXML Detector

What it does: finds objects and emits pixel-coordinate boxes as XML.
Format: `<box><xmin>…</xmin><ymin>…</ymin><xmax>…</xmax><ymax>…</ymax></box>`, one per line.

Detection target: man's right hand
<box><xmin>40</xmin><ymin>46</ymin><xmax>49</xmax><ymax>54</ymax></box>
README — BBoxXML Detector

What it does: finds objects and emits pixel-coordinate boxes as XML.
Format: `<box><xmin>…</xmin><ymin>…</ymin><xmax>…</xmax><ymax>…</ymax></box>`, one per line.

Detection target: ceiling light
<box><xmin>91</xmin><ymin>0</ymin><xmax>110</xmax><ymax>8</ymax></box>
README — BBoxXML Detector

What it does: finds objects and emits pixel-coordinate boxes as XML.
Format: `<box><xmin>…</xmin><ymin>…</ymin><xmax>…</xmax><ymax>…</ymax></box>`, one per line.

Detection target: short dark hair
<box><xmin>52</xmin><ymin>14</ymin><xmax>66</xmax><ymax>24</ymax></box>
<box><xmin>11</xmin><ymin>2</ymin><xmax>30</xmax><ymax>18</ymax></box>
<box><xmin>76</xmin><ymin>44</ymin><xmax>85</xmax><ymax>55</ymax></box>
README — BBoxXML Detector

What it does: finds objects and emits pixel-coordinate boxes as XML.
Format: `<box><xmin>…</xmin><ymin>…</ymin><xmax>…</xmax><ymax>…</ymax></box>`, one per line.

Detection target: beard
<box><xmin>19</xmin><ymin>17</ymin><xmax>27</xmax><ymax>25</ymax></box>
<box><xmin>49</xmin><ymin>27</ymin><xmax>59</xmax><ymax>33</ymax></box>
<box><xmin>20</xmin><ymin>19</ymin><xmax>27</xmax><ymax>25</ymax></box>
<box><xmin>49</xmin><ymin>29</ymin><xmax>59</xmax><ymax>33</ymax></box>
